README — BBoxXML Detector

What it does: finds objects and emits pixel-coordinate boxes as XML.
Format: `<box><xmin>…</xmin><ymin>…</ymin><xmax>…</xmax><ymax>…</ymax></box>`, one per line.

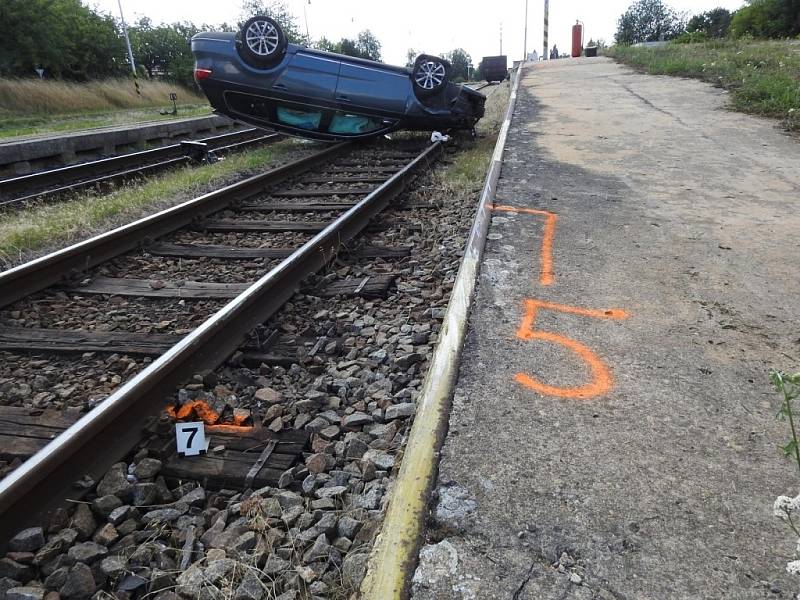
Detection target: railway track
<box><xmin>0</xmin><ymin>135</ymin><xmax>444</xmax><ymax>551</ymax></box>
<box><xmin>0</xmin><ymin>128</ymin><xmax>282</xmax><ymax>209</ymax></box>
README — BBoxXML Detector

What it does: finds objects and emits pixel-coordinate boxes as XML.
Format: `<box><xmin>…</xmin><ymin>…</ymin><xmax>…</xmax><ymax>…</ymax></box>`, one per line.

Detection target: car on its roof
<box><xmin>191</xmin><ymin>16</ymin><xmax>486</xmax><ymax>142</ymax></box>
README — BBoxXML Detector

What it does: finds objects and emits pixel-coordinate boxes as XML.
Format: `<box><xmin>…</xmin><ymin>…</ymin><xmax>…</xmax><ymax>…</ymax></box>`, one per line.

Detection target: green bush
<box><xmin>731</xmin><ymin>0</ymin><xmax>800</xmax><ymax>38</ymax></box>
<box><xmin>674</xmin><ymin>31</ymin><xmax>710</xmax><ymax>43</ymax></box>
<box><xmin>687</xmin><ymin>8</ymin><xmax>733</xmax><ymax>38</ymax></box>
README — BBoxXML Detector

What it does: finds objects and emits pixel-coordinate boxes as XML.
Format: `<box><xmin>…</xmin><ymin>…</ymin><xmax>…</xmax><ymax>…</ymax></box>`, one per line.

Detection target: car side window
<box><xmin>276</xmin><ymin>106</ymin><xmax>323</xmax><ymax>131</ymax></box>
<box><xmin>328</xmin><ymin>112</ymin><xmax>385</xmax><ymax>135</ymax></box>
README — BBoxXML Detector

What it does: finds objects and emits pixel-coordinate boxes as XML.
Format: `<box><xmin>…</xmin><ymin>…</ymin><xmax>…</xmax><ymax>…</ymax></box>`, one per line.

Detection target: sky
<box><xmin>90</xmin><ymin>0</ymin><xmax>747</xmax><ymax>66</ymax></box>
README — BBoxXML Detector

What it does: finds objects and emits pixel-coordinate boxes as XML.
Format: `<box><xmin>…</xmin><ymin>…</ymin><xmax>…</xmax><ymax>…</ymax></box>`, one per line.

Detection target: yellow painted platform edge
<box><xmin>360</xmin><ymin>64</ymin><xmax>526</xmax><ymax>600</ymax></box>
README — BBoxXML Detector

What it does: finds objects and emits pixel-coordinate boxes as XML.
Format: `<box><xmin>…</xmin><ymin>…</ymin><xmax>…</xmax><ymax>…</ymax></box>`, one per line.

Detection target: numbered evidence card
<box><xmin>175</xmin><ymin>421</ymin><xmax>209</xmax><ymax>457</ymax></box>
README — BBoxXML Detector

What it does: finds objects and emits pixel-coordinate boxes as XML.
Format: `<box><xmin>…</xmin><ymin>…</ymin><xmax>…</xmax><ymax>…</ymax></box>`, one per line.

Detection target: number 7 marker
<box><xmin>175</xmin><ymin>422</ymin><xmax>209</xmax><ymax>457</ymax></box>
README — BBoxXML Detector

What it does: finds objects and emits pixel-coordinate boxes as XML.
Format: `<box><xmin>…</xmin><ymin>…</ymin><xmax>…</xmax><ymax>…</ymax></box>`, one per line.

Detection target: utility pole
<box><xmin>543</xmin><ymin>0</ymin><xmax>549</xmax><ymax>60</ymax></box>
<box><xmin>523</xmin><ymin>0</ymin><xmax>528</xmax><ymax>61</ymax></box>
<box><xmin>117</xmin><ymin>0</ymin><xmax>136</xmax><ymax>75</ymax></box>
<box><xmin>303</xmin><ymin>0</ymin><xmax>311</xmax><ymax>43</ymax></box>
<box><xmin>500</xmin><ymin>23</ymin><xmax>503</xmax><ymax>55</ymax></box>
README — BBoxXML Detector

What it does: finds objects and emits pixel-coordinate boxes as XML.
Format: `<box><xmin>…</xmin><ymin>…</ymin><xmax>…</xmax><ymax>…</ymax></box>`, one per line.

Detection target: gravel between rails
<box><xmin>0</xmin><ymin>140</ymin><xmax>478</xmax><ymax>600</ymax></box>
<box><xmin>169</xmin><ymin>231</ymin><xmax>314</xmax><ymax>249</ymax></box>
<box><xmin>3</xmin><ymin>294</ymin><xmax>227</xmax><ymax>337</ymax></box>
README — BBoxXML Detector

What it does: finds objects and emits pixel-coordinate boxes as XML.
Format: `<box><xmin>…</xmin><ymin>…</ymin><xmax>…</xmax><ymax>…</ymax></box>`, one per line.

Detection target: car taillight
<box><xmin>194</xmin><ymin>68</ymin><xmax>212</xmax><ymax>82</ymax></box>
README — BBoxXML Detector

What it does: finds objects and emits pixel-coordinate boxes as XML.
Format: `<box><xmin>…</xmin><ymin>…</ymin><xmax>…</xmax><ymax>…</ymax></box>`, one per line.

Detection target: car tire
<box><xmin>412</xmin><ymin>55</ymin><xmax>450</xmax><ymax>97</ymax></box>
<box><xmin>237</xmin><ymin>15</ymin><xmax>287</xmax><ymax>68</ymax></box>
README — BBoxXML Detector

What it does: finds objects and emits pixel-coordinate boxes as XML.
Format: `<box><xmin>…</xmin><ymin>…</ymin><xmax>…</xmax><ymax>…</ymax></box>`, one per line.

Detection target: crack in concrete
<box><xmin>511</xmin><ymin>561</ymin><xmax>537</xmax><ymax>599</ymax></box>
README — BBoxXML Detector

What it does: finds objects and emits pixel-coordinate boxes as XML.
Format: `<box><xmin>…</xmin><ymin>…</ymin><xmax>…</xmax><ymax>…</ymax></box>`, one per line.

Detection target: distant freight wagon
<box><xmin>481</xmin><ymin>55</ymin><xmax>508</xmax><ymax>83</ymax></box>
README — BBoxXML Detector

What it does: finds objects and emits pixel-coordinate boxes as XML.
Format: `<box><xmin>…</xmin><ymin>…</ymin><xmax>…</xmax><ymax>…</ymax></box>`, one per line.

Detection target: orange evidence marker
<box><xmin>493</xmin><ymin>205</ymin><xmax>557</xmax><ymax>286</ymax></box>
<box><xmin>514</xmin><ymin>299</ymin><xmax>629</xmax><ymax>400</ymax></box>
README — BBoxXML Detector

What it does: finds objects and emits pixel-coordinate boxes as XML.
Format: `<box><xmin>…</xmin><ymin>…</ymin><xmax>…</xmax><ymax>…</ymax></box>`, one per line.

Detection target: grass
<box><xmin>0</xmin><ymin>141</ymin><xmax>305</xmax><ymax>268</ymax></box>
<box><xmin>0</xmin><ymin>78</ymin><xmax>210</xmax><ymax>138</ymax></box>
<box><xmin>606</xmin><ymin>39</ymin><xmax>800</xmax><ymax>130</ymax></box>
<box><xmin>0</xmin><ymin>105</ymin><xmax>213</xmax><ymax>139</ymax></box>
<box><xmin>437</xmin><ymin>81</ymin><xmax>511</xmax><ymax>195</ymax></box>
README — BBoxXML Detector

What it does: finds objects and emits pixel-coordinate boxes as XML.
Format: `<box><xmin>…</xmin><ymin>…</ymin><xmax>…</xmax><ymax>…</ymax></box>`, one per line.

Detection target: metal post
<box><xmin>543</xmin><ymin>0</ymin><xmax>549</xmax><ymax>60</ymax></box>
<box><xmin>524</xmin><ymin>0</ymin><xmax>528</xmax><ymax>61</ymax></box>
<box><xmin>303</xmin><ymin>0</ymin><xmax>311</xmax><ymax>43</ymax></box>
<box><xmin>500</xmin><ymin>23</ymin><xmax>503</xmax><ymax>55</ymax></box>
<box><xmin>117</xmin><ymin>0</ymin><xmax>136</xmax><ymax>75</ymax></box>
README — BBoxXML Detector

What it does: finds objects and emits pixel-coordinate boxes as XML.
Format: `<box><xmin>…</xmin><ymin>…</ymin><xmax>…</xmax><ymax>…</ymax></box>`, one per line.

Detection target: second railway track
<box><xmin>0</xmin><ymin>128</ymin><xmax>282</xmax><ymax>208</ymax></box>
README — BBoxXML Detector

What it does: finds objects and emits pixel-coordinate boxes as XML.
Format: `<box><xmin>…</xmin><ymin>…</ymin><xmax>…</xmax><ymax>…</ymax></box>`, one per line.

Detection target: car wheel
<box><xmin>238</xmin><ymin>15</ymin><xmax>287</xmax><ymax>68</ymax></box>
<box><xmin>412</xmin><ymin>55</ymin><xmax>450</xmax><ymax>97</ymax></box>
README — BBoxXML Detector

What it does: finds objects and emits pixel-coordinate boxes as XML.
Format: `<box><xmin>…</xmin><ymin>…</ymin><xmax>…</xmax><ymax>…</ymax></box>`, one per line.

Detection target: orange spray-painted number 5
<box><xmin>515</xmin><ymin>299</ymin><xmax>629</xmax><ymax>399</ymax></box>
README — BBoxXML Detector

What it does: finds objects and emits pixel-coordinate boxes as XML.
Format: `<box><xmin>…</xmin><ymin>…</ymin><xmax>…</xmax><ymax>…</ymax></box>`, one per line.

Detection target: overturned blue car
<box><xmin>191</xmin><ymin>16</ymin><xmax>485</xmax><ymax>141</ymax></box>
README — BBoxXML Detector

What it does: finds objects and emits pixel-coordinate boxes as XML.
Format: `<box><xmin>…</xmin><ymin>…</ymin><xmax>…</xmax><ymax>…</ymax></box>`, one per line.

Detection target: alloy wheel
<box><xmin>415</xmin><ymin>60</ymin><xmax>446</xmax><ymax>90</ymax></box>
<box><xmin>245</xmin><ymin>20</ymin><xmax>280</xmax><ymax>56</ymax></box>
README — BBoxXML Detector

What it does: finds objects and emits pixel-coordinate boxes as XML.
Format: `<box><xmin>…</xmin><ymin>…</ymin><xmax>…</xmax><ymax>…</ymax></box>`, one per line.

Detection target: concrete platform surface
<box><xmin>412</xmin><ymin>57</ymin><xmax>800</xmax><ymax>598</ymax></box>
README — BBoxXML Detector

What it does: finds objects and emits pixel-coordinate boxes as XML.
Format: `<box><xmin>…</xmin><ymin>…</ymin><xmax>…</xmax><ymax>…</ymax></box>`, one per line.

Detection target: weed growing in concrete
<box><xmin>774</xmin><ymin>370</ymin><xmax>800</xmax><ymax>472</ymax></box>
<box><xmin>771</xmin><ymin>370</ymin><xmax>800</xmax><ymax>574</ymax></box>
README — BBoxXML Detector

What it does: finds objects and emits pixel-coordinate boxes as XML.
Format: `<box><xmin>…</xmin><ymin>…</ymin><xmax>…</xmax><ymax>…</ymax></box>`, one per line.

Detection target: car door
<box><xmin>335</xmin><ymin>61</ymin><xmax>409</xmax><ymax>115</ymax></box>
<box><xmin>272</xmin><ymin>50</ymin><xmax>340</xmax><ymax>102</ymax></box>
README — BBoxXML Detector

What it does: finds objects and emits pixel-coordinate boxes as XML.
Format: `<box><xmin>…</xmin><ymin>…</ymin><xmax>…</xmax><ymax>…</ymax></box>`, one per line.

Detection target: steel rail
<box><xmin>210</xmin><ymin>133</ymin><xmax>278</xmax><ymax>155</ymax></box>
<box><xmin>0</xmin><ymin>133</ymin><xmax>281</xmax><ymax>208</ymax></box>
<box><xmin>0</xmin><ymin>129</ymin><xmax>281</xmax><ymax>203</ymax></box>
<box><xmin>0</xmin><ymin>140</ymin><xmax>443</xmax><ymax>547</ymax></box>
<box><xmin>0</xmin><ymin>142</ymin><xmax>346</xmax><ymax>309</ymax></box>
<box><xmin>0</xmin><ymin>128</ymin><xmax>256</xmax><ymax>193</ymax></box>
<box><xmin>0</xmin><ymin>156</ymin><xmax>191</xmax><ymax>208</ymax></box>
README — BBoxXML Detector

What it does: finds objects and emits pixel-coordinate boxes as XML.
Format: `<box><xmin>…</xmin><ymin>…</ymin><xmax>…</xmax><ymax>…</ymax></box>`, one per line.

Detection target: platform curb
<box><xmin>360</xmin><ymin>64</ymin><xmax>526</xmax><ymax>599</ymax></box>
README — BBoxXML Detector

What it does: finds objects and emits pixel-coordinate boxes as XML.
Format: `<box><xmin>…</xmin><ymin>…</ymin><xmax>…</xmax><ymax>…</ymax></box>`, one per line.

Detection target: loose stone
<box><xmin>100</xmin><ymin>555</ymin><xmax>128</xmax><ymax>579</ymax></box>
<box><xmin>254</xmin><ymin>387</ymin><xmax>282</xmax><ymax>404</ymax></box>
<box><xmin>68</xmin><ymin>541</ymin><xmax>108</xmax><ymax>564</ymax></box>
<box><xmin>71</xmin><ymin>503</ymin><xmax>96</xmax><ymax>540</ymax></box>
<box><xmin>133</xmin><ymin>458</ymin><xmax>163</xmax><ymax>479</ymax></box>
<box><xmin>385</xmin><ymin>402</ymin><xmax>415</xmax><ymax>420</ymax></box>
<box><xmin>342</xmin><ymin>412</ymin><xmax>373</xmax><ymax>428</ymax></box>
<box><xmin>8</xmin><ymin>528</ymin><xmax>45</xmax><ymax>553</ymax></box>
<box><xmin>96</xmin><ymin>463</ymin><xmax>133</xmax><ymax>500</ymax></box>
<box><xmin>92</xmin><ymin>523</ymin><xmax>119</xmax><ymax>546</ymax></box>
<box><xmin>263</xmin><ymin>554</ymin><xmax>290</xmax><ymax>575</ymax></box>
<box><xmin>302</xmin><ymin>534</ymin><xmax>331</xmax><ymax>563</ymax></box>
<box><xmin>59</xmin><ymin>563</ymin><xmax>96</xmax><ymax>598</ymax></box>
<box><xmin>233</xmin><ymin>569</ymin><xmax>264</xmax><ymax>600</ymax></box>
<box><xmin>6</xmin><ymin>587</ymin><xmax>46</xmax><ymax>600</ymax></box>
<box><xmin>91</xmin><ymin>495</ymin><xmax>122</xmax><ymax>518</ymax></box>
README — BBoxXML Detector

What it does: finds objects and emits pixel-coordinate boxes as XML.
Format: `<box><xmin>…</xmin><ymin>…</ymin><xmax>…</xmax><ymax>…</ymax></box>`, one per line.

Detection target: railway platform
<box><xmin>408</xmin><ymin>58</ymin><xmax>800</xmax><ymax>598</ymax></box>
<box><xmin>0</xmin><ymin>114</ymin><xmax>242</xmax><ymax>176</ymax></box>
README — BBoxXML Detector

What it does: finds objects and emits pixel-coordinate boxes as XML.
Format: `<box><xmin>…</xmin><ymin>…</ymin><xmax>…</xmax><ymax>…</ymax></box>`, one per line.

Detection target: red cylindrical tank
<box><xmin>572</xmin><ymin>21</ymin><xmax>584</xmax><ymax>57</ymax></box>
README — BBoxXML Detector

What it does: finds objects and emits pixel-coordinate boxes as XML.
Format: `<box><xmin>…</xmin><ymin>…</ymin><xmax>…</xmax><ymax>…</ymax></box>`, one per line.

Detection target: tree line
<box><xmin>0</xmin><ymin>0</ymin><xmax>384</xmax><ymax>87</ymax></box>
<box><xmin>615</xmin><ymin>0</ymin><xmax>800</xmax><ymax>45</ymax></box>
<box><xmin>0</xmin><ymin>0</ymin><xmax>485</xmax><ymax>87</ymax></box>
